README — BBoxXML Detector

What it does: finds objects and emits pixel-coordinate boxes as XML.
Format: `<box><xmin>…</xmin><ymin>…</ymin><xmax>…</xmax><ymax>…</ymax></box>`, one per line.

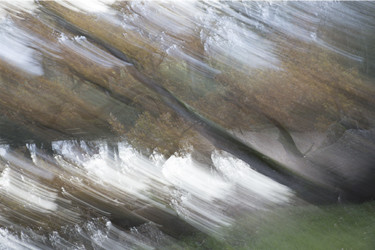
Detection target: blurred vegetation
<box><xmin>167</xmin><ymin>201</ymin><xmax>375</xmax><ymax>249</ymax></box>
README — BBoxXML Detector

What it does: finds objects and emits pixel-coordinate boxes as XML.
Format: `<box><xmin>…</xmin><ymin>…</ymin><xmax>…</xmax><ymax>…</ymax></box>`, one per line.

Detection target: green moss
<box><xmin>168</xmin><ymin>202</ymin><xmax>375</xmax><ymax>249</ymax></box>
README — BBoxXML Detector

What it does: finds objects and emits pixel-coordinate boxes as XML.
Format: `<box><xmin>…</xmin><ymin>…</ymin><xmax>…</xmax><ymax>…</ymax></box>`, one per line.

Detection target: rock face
<box><xmin>0</xmin><ymin>1</ymin><xmax>374</xmax><ymax>205</ymax></box>
<box><xmin>308</xmin><ymin>129</ymin><xmax>375</xmax><ymax>202</ymax></box>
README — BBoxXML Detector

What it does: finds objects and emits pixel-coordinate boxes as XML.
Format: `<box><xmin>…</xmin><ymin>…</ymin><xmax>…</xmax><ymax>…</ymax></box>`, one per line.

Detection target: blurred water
<box><xmin>0</xmin><ymin>139</ymin><xmax>292</xmax><ymax>248</ymax></box>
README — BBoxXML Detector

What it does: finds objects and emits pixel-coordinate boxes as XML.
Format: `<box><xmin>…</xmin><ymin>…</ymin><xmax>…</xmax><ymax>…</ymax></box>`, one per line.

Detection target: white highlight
<box><xmin>50</xmin><ymin>140</ymin><xmax>292</xmax><ymax>234</ymax></box>
<box><xmin>0</xmin><ymin>20</ymin><xmax>44</xmax><ymax>76</ymax></box>
<box><xmin>57</xmin><ymin>0</ymin><xmax>116</xmax><ymax>13</ymax></box>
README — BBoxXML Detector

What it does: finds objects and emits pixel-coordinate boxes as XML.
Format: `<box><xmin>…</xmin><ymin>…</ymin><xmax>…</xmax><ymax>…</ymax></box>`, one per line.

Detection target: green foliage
<box><xmin>167</xmin><ymin>202</ymin><xmax>375</xmax><ymax>249</ymax></box>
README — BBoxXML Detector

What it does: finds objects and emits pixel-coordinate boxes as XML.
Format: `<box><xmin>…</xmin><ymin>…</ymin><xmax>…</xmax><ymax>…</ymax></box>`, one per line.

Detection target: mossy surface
<box><xmin>169</xmin><ymin>202</ymin><xmax>375</xmax><ymax>249</ymax></box>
